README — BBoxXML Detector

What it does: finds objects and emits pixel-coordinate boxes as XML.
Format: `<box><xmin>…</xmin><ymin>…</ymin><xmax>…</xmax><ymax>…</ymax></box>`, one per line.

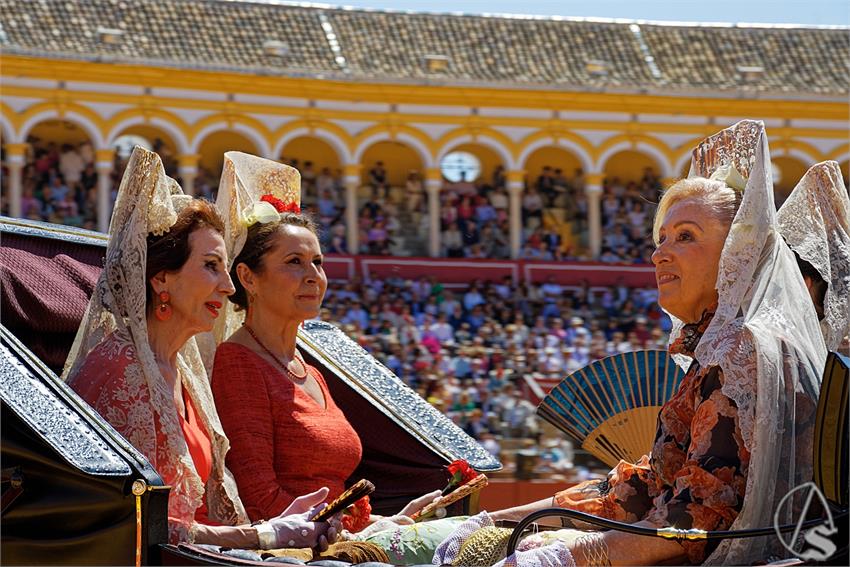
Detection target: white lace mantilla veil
<box><xmin>776</xmin><ymin>161</ymin><xmax>850</xmax><ymax>352</ymax></box>
<box><xmin>662</xmin><ymin>121</ymin><xmax>827</xmax><ymax>565</ymax></box>
<box><xmin>62</xmin><ymin>146</ymin><xmax>247</xmax><ymax>541</ymax></box>
<box><xmin>206</xmin><ymin>151</ymin><xmax>301</xmax><ymax>347</ymax></box>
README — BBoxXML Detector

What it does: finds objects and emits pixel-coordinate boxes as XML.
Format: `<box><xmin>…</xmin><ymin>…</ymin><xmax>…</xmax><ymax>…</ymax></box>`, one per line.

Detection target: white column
<box><xmin>507</xmin><ymin>170</ymin><xmax>525</xmax><ymax>259</ymax></box>
<box><xmin>3</xmin><ymin>143</ymin><xmax>28</xmax><ymax>218</ymax></box>
<box><xmin>178</xmin><ymin>153</ymin><xmax>201</xmax><ymax>196</ymax></box>
<box><xmin>585</xmin><ymin>173</ymin><xmax>604</xmax><ymax>258</ymax></box>
<box><xmin>425</xmin><ymin>168</ymin><xmax>442</xmax><ymax>257</ymax></box>
<box><xmin>343</xmin><ymin>164</ymin><xmax>361</xmax><ymax>255</ymax></box>
<box><xmin>95</xmin><ymin>149</ymin><xmax>115</xmax><ymax>233</ymax></box>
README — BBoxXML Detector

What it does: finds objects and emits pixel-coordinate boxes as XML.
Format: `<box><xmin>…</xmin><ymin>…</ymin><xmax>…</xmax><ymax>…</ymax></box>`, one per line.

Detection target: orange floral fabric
<box><xmin>554</xmin><ymin>308</ymin><xmax>748</xmax><ymax>563</ymax></box>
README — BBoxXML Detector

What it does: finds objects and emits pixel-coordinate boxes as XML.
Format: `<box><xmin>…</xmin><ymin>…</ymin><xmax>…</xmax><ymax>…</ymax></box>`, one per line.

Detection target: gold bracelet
<box><xmin>576</xmin><ymin>533</ymin><xmax>611</xmax><ymax>567</ymax></box>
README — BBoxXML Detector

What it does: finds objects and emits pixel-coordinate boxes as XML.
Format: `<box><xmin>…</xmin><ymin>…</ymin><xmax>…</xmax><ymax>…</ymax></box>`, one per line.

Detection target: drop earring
<box><xmin>155</xmin><ymin>291</ymin><xmax>172</xmax><ymax>321</ymax></box>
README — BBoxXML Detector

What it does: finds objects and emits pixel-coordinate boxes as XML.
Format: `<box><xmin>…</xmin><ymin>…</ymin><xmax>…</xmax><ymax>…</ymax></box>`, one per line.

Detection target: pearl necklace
<box><xmin>243</xmin><ymin>324</ymin><xmax>308</xmax><ymax>381</ymax></box>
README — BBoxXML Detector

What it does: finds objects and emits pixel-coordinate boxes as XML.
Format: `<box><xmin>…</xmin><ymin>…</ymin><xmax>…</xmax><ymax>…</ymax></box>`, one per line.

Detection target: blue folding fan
<box><xmin>538</xmin><ymin>350</ymin><xmax>686</xmax><ymax>468</ymax></box>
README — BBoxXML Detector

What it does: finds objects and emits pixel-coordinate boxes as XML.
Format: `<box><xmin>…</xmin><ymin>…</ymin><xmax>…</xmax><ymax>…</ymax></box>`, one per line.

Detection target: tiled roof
<box><xmin>1</xmin><ymin>0</ymin><xmax>847</xmax><ymax>95</ymax></box>
<box><xmin>642</xmin><ymin>25</ymin><xmax>850</xmax><ymax>95</ymax></box>
<box><xmin>327</xmin><ymin>11</ymin><xmax>654</xmax><ymax>87</ymax></box>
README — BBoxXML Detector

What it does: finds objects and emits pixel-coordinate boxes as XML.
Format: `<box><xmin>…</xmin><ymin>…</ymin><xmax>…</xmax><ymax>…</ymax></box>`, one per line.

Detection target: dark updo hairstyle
<box><xmin>145</xmin><ymin>199</ymin><xmax>225</xmax><ymax>310</ymax></box>
<box><xmin>229</xmin><ymin>212</ymin><xmax>319</xmax><ymax>311</ymax></box>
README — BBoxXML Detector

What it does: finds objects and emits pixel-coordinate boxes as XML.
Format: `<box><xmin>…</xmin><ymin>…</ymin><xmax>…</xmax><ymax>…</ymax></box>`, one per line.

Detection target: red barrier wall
<box><xmin>323</xmin><ymin>255</ymin><xmax>656</xmax><ymax>288</ymax></box>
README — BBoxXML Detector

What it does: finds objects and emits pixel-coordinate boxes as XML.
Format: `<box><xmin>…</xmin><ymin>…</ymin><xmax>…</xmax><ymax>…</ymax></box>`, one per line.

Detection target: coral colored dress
<box><xmin>212</xmin><ymin>342</ymin><xmax>363</xmax><ymax>522</ymax></box>
<box><xmin>553</xmin><ymin>309</ymin><xmax>765</xmax><ymax>563</ymax></box>
<box><xmin>180</xmin><ymin>391</ymin><xmax>215</xmax><ymax>524</ymax></box>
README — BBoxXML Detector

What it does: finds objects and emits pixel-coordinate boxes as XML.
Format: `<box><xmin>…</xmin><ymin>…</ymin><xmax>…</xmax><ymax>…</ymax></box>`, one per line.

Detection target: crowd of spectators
<box><xmin>3</xmin><ymin>140</ymin><xmax>101</xmax><ymax>230</ymax></box>
<box><xmin>320</xmin><ymin>274</ymin><xmax>671</xmax><ymax>445</ymax></box>
<box><xmin>3</xmin><ymin>140</ymin><xmax>673</xmax><ymax>467</ymax></box>
<box><xmin>0</xmin><ymin>138</ymin><xmax>195</xmax><ymax>230</ymax></box>
<box><xmin>4</xmin><ymin>141</ymin><xmax>661</xmax><ymax>267</ymax></box>
<box><xmin>596</xmin><ymin>168</ymin><xmax>662</xmax><ymax>264</ymax></box>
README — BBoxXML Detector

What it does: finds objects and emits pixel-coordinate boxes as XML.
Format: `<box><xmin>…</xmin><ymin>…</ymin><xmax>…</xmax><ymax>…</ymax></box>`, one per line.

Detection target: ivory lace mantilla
<box><xmin>207</xmin><ymin>152</ymin><xmax>302</xmax><ymax>349</ymax></box>
<box><xmin>777</xmin><ymin>160</ymin><xmax>850</xmax><ymax>351</ymax></box>
<box><xmin>670</xmin><ymin>121</ymin><xmax>826</xmax><ymax>565</ymax></box>
<box><xmin>63</xmin><ymin>146</ymin><xmax>247</xmax><ymax>543</ymax></box>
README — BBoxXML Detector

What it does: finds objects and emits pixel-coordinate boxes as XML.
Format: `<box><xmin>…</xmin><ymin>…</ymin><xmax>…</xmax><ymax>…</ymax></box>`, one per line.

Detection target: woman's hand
<box><xmin>267</xmin><ymin>509</ymin><xmax>337</xmax><ymax>551</ymax></box>
<box><xmin>397</xmin><ymin>489</ymin><xmax>443</xmax><ymax>519</ymax></box>
<box><xmin>281</xmin><ymin>487</ymin><xmax>330</xmax><ymax>516</ymax></box>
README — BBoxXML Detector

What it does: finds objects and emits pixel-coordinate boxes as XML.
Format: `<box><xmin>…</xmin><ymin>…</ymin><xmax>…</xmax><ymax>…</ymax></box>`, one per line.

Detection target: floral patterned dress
<box><xmin>554</xmin><ymin>308</ymin><xmax>749</xmax><ymax>563</ymax></box>
<box><xmin>68</xmin><ymin>331</ymin><xmax>245</xmax><ymax>542</ymax></box>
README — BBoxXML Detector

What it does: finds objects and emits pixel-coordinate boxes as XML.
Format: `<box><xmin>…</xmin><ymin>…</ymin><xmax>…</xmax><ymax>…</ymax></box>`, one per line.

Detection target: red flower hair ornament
<box><xmin>260</xmin><ymin>194</ymin><xmax>301</xmax><ymax>214</ymax></box>
<box><xmin>242</xmin><ymin>194</ymin><xmax>300</xmax><ymax>227</ymax></box>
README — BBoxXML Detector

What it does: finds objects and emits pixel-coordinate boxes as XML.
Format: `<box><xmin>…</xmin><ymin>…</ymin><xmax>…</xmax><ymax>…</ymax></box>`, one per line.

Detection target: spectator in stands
<box><xmin>404</xmin><ymin>170</ymin><xmax>423</xmax><ymax>214</ymax></box>
<box><xmin>57</xmin><ymin>186</ymin><xmax>82</xmax><ymax>227</ymax></box>
<box><xmin>492</xmin><ymin>165</ymin><xmax>507</xmax><ymax>190</ymax></box>
<box><xmin>21</xmin><ymin>184</ymin><xmax>42</xmax><ymax>220</ymax></box>
<box><xmin>443</xmin><ymin>221</ymin><xmax>464</xmax><ymax>257</ymax></box>
<box><xmin>521</xmin><ymin>186</ymin><xmax>544</xmax><ymax>227</ymax></box>
<box><xmin>317</xmin><ymin>189</ymin><xmax>339</xmax><ymax>226</ymax></box>
<box><xmin>489</xmin><ymin>187</ymin><xmax>509</xmax><ymax>221</ymax></box>
<box><xmin>315</xmin><ymin>167</ymin><xmax>336</xmax><ymax>201</ymax></box>
<box><xmin>59</xmin><ymin>143</ymin><xmax>85</xmax><ymax>186</ymax></box>
<box><xmin>368</xmin><ymin>160</ymin><xmax>389</xmax><ymax>199</ymax></box>
<box><xmin>326</xmin><ymin>222</ymin><xmax>347</xmax><ymax>254</ymax></box>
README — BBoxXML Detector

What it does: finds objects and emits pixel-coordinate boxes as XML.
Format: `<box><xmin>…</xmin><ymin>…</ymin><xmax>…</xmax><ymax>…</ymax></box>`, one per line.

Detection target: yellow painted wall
<box><xmin>360</xmin><ymin>141</ymin><xmax>423</xmax><ymax>186</ymax></box>
<box><xmin>280</xmin><ymin>136</ymin><xmax>341</xmax><ymax>172</ymax></box>
<box><xmin>197</xmin><ymin>131</ymin><xmax>259</xmax><ymax>176</ymax></box>
<box><xmin>523</xmin><ymin>147</ymin><xmax>582</xmax><ymax>185</ymax></box>
<box><xmin>773</xmin><ymin>156</ymin><xmax>809</xmax><ymax>197</ymax></box>
<box><xmin>603</xmin><ymin>150</ymin><xmax>659</xmax><ymax>184</ymax></box>
<box><xmin>27</xmin><ymin>120</ymin><xmax>91</xmax><ymax>146</ymax></box>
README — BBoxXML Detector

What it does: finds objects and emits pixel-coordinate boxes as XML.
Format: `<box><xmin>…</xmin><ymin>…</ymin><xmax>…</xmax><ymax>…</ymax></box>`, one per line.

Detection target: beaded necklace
<box><xmin>243</xmin><ymin>324</ymin><xmax>308</xmax><ymax>382</ymax></box>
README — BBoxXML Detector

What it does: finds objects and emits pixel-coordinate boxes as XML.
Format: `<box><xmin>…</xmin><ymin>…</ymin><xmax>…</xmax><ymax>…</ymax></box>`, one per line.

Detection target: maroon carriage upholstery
<box><xmin>0</xmin><ymin>232</ymin><xmax>103</xmax><ymax>372</ymax></box>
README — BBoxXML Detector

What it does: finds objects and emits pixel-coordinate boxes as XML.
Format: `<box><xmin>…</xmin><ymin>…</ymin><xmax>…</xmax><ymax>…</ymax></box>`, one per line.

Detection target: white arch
<box><xmin>19</xmin><ymin>110</ymin><xmax>104</xmax><ymax>148</ymax></box>
<box><xmin>272</xmin><ymin>127</ymin><xmax>352</xmax><ymax>164</ymax></box>
<box><xmin>673</xmin><ymin>151</ymin><xmax>693</xmax><ymax>178</ymax></box>
<box><xmin>353</xmin><ymin>132</ymin><xmax>433</xmax><ymax>169</ymax></box>
<box><xmin>771</xmin><ymin>148</ymin><xmax>819</xmax><ymax>167</ymax></box>
<box><xmin>596</xmin><ymin>141</ymin><xmax>673</xmax><ymax>178</ymax></box>
<box><xmin>516</xmin><ymin>137</ymin><xmax>594</xmax><ymax>173</ymax></box>
<box><xmin>435</xmin><ymin>134</ymin><xmax>514</xmax><ymax>170</ymax></box>
<box><xmin>189</xmin><ymin>122</ymin><xmax>272</xmax><ymax>158</ymax></box>
<box><xmin>832</xmin><ymin>151</ymin><xmax>850</xmax><ymax>165</ymax></box>
<box><xmin>106</xmin><ymin>116</ymin><xmax>190</xmax><ymax>155</ymax></box>
<box><xmin>0</xmin><ymin>113</ymin><xmax>16</xmax><ymax>143</ymax></box>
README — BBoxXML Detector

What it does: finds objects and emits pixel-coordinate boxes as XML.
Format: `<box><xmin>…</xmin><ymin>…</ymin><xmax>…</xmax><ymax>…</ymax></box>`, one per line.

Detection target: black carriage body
<box><xmin>1</xmin><ymin>326</ymin><xmax>169</xmax><ymax>565</ymax></box>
